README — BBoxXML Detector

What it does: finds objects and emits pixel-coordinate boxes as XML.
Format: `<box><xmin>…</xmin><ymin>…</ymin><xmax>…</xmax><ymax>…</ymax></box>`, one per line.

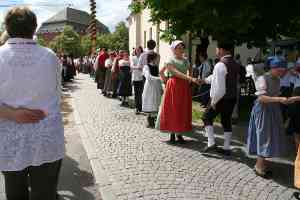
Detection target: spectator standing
<box><xmin>0</xmin><ymin>7</ymin><xmax>65</xmax><ymax>200</ymax></box>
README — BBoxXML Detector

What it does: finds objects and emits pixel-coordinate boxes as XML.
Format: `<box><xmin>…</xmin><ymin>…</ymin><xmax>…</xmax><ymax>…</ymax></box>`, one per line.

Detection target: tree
<box><xmin>50</xmin><ymin>26</ymin><xmax>82</xmax><ymax>56</ymax></box>
<box><xmin>112</xmin><ymin>22</ymin><xmax>129</xmax><ymax>51</ymax></box>
<box><xmin>96</xmin><ymin>22</ymin><xmax>129</xmax><ymax>51</ymax></box>
<box><xmin>36</xmin><ymin>36</ymin><xmax>47</xmax><ymax>47</ymax></box>
<box><xmin>142</xmin><ymin>0</ymin><xmax>300</xmax><ymax>50</ymax></box>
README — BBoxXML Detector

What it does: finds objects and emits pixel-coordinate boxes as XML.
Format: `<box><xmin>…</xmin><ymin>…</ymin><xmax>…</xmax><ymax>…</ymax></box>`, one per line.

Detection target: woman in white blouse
<box><xmin>0</xmin><ymin>7</ymin><xmax>64</xmax><ymax>200</ymax></box>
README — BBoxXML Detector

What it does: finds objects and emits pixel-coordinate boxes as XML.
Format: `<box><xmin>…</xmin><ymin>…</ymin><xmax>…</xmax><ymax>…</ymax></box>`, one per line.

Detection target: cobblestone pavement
<box><xmin>72</xmin><ymin>74</ymin><xmax>298</xmax><ymax>200</ymax></box>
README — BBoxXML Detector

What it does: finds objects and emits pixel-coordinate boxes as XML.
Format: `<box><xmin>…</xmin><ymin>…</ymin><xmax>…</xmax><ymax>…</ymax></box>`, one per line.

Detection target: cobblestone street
<box><xmin>71</xmin><ymin>74</ymin><xmax>298</xmax><ymax>200</ymax></box>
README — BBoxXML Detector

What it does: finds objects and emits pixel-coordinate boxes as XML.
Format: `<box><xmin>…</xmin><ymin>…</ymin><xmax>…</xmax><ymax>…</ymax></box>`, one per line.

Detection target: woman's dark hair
<box><xmin>5</xmin><ymin>7</ymin><xmax>37</xmax><ymax>38</ymax></box>
<box><xmin>147</xmin><ymin>52</ymin><xmax>158</xmax><ymax>64</ymax></box>
<box><xmin>135</xmin><ymin>46</ymin><xmax>144</xmax><ymax>55</ymax></box>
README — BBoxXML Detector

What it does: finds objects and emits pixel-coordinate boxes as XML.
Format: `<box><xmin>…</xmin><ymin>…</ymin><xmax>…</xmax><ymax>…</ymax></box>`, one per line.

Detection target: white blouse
<box><xmin>0</xmin><ymin>38</ymin><xmax>65</xmax><ymax>171</ymax></box>
<box><xmin>131</xmin><ymin>55</ymin><xmax>143</xmax><ymax>81</ymax></box>
<box><xmin>205</xmin><ymin>55</ymin><xmax>229</xmax><ymax>106</ymax></box>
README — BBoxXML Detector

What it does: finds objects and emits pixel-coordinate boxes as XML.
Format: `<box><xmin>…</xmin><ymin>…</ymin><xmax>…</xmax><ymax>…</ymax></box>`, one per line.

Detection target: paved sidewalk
<box><xmin>71</xmin><ymin>74</ymin><xmax>298</xmax><ymax>200</ymax></box>
<box><xmin>0</xmin><ymin>83</ymin><xmax>102</xmax><ymax>200</ymax></box>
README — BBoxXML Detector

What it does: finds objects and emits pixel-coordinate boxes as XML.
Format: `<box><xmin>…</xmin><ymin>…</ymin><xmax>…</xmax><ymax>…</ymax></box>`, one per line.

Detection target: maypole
<box><xmin>89</xmin><ymin>0</ymin><xmax>97</xmax><ymax>54</ymax></box>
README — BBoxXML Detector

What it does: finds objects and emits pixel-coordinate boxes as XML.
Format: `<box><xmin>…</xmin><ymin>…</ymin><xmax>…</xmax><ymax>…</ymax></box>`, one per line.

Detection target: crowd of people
<box><xmin>1</xmin><ymin>5</ymin><xmax>300</xmax><ymax>200</ymax></box>
<box><xmin>92</xmin><ymin>38</ymin><xmax>300</xmax><ymax>199</ymax></box>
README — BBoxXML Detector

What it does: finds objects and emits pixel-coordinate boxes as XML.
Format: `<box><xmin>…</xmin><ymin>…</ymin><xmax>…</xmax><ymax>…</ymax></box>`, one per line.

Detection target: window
<box><xmin>144</xmin><ymin>31</ymin><xmax>147</xmax><ymax>48</ymax></box>
<box><xmin>149</xmin><ymin>27</ymin><xmax>153</xmax><ymax>40</ymax></box>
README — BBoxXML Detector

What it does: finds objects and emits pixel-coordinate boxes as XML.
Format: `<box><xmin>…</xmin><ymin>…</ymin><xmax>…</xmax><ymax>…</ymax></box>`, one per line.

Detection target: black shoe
<box><xmin>216</xmin><ymin>148</ymin><xmax>231</xmax><ymax>156</ymax></box>
<box><xmin>169</xmin><ymin>133</ymin><xmax>176</xmax><ymax>144</ymax></box>
<box><xmin>147</xmin><ymin>116</ymin><xmax>155</xmax><ymax>128</ymax></box>
<box><xmin>294</xmin><ymin>192</ymin><xmax>300</xmax><ymax>200</ymax></box>
<box><xmin>176</xmin><ymin>135</ymin><xmax>186</xmax><ymax>144</ymax></box>
<box><xmin>135</xmin><ymin>110</ymin><xmax>141</xmax><ymax>115</ymax></box>
<box><xmin>202</xmin><ymin>144</ymin><xmax>218</xmax><ymax>153</ymax></box>
<box><xmin>253</xmin><ymin>167</ymin><xmax>272</xmax><ymax>179</ymax></box>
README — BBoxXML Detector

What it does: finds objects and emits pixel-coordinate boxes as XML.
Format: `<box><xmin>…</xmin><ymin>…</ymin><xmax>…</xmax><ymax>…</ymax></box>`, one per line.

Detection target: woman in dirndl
<box><xmin>142</xmin><ymin>52</ymin><xmax>163</xmax><ymax>128</ymax></box>
<box><xmin>247</xmin><ymin>56</ymin><xmax>288</xmax><ymax>179</ymax></box>
<box><xmin>117</xmin><ymin>51</ymin><xmax>132</xmax><ymax>106</ymax></box>
<box><xmin>102</xmin><ymin>52</ymin><xmax>115</xmax><ymax>97</ymax></box>
<box><xmin>157</xmin><ymin>40</ymin><xmax>200</xmax><ymax>143</ymax></box>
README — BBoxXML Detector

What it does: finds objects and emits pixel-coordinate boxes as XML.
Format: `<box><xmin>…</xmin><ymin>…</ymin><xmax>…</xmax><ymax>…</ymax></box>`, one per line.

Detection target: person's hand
<box><xmin>287</xmin><ymin>97</ymin><xmax>299</xmax><ymax>104</ymax></box>
<box><xmin>8</xmin><ymin>108</ymin><xmax>47</xmax><ymax>124</ymax></box>
<box><xmin>279</xmin><ymin>97</ymin><xmax>288</xmax><ymax>105</ymax></box>
<box><xmin>190</xmin><ymin>77</ymin><xmax>201</xmax><ymax>85</ymax></box>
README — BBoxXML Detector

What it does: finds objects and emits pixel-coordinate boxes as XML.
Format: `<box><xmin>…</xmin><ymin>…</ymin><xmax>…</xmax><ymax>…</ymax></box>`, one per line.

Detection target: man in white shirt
<box><xmin>0</xmin><ymin>7</ymin><xmax>64</xmax><ymax>200</ymax></box>
<box><xmin>138</xmin><ymin>40</ymin><xmax>160</xmax><ymax>70</ymax></box>
<box><xmin>201</xmin><ymin>41</ymin><xmax>241</xmax><ymax>156</ymax></box>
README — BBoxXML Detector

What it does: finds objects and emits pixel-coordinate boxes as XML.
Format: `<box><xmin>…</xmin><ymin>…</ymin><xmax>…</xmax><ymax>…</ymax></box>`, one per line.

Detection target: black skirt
<box><xmin>117</xmin><ymin>66</ymin><xmax>132</xmax><ymax>97</ymax></box>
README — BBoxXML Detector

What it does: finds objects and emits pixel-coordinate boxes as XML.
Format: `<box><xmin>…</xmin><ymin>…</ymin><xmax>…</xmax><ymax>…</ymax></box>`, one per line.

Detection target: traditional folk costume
<box><xmin>202</xmin><ymin>55</ymin><xmax>240</xmax><ymax>154</ymax></box>
<box><xmin>142</xmin><ymin>63</ymin><xmax>163</xmax><ymax>127</ymax></box>
<box><xmin>131</xmin><ymin>55</ymin><xmax>144</xmax><ymax>113</ymax></box>
<box><xmin>94</xmin><ymin>51</ymin><xmax>109</xmax><ymax>90</ymax></box>
<box><xmin>117</xmin><ymin>59</ymin><xmax>132</xmax><ymax>105</ymax></box>
<box><xmin>247</xmin><ymin>58</ymin><xmax>286</xmax><ymax>158</ymax></box>
<box><xmin>157</xmin><ymin>57</ymin><xmax>193</xmax><ymax>133</ymax></box>
<box><xmin>103</xmin><ymin>57</ymin><xmax>114</xmax><ymax>96</ymax></box>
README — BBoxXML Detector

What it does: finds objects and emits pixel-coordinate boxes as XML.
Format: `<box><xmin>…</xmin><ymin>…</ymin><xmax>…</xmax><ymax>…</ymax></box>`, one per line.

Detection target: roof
<box><xmin>37</xmin><ymin>7</ymin><xmax>109</xmax><ymax>33</ymax></box>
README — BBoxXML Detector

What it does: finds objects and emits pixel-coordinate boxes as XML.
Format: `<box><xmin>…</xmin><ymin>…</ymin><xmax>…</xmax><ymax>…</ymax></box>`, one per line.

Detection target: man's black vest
<box><xmin>220</xmin><ymin>56</ymin><xmax>241</xmax><ymax>99</ymax></box>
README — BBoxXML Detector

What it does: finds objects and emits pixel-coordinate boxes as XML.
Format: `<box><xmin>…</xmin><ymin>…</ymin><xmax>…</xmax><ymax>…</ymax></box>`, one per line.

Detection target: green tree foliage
<box><xmin>36</xmin><ymin>36</ymin><xmax>47</xmax><ymax>46</ymax></box>
<box><xmin>96</xmin><ymin>22</ymin><xmax>129</xmax><ymax>51</ymax></box>
<box><xmin>144</xmin><ymin>0</ymin><xmax>300</xmax><ymax>47</ymax></box>
<box><xmin>48</xmin><ymin>22</ymin><xmax>129</xmax><ymax>56</ymax></box>
<box><xmin>80</xmin><ymin>35</ymin><xmax>92</xmax><ymax>55</ymax></box>
<box><xmin>50</xmin><ymin>26</ymin><xmax>82</xmax><ymax>56</ymax></box>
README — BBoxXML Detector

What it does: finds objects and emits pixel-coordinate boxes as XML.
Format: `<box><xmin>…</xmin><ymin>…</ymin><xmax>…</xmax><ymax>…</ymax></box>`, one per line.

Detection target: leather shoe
<box><xmin>216</xmin><ymin>148</ymin><xmax>231</xmax><ymax>156</ymax></box>
<box><xmin>294</xmin><ymin>192</ymin><xmax>300</xmax><ymax>200</ymax></box>
<box><xmin>202</xmin><ymin>144</ymin><xmax>218</xmax><ymax>153</ymax></box>
<box><xmin>176</xmin><ymin>135</ymin><xmax>185</xmax><ymax>144</ymax></box>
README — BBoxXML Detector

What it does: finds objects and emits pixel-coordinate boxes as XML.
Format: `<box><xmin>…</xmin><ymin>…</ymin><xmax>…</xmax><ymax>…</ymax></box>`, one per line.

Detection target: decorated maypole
<box><xmin>89</xmin><ymin>0</ymin><xmax>97</xmax><ymax>54</ymax></box>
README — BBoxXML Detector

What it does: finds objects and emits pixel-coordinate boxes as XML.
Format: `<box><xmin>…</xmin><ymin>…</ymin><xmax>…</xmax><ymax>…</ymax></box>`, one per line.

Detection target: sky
<box><xmin>0</xmin><ymin>0</ymin><xmax>131</xmax><ymax>31</ymax></box>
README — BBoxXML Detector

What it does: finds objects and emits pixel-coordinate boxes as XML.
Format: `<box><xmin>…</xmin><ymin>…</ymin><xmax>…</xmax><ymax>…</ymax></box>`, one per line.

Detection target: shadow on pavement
<box><xmin>167</xmin><ymin>129</ymin><xmax>296</xmax><ymax>189</ymax></box>
<box><xmin>58</xmin><ymin>156</ymin><xmax>100</xmax><ymax>200</ymax></box>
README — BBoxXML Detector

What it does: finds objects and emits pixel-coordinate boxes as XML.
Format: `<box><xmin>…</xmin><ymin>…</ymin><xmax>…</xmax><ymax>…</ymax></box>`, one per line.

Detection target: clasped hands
<box><xmin>279</xmin><ymin>97</ymin><xmax>299</xmax><ymax>105</ymax></box>
<box><xmin>189</xmin><ymin>77</ymin><xmax>205</xmax><ymax>85</ymax></box>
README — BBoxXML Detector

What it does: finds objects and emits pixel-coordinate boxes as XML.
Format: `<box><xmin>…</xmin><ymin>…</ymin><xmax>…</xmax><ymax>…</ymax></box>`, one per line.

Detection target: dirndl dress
<box><xmin>156</xmin><ymin>57</ymin><xmax>192</xmax><ymax>133</ymax></box>
<box><xmin>117</xmin><ymin>60</ymin><xmax>132</xmax><ymax>97</ymax></box>
<box><xmin>247</xmin><ymin>74</ymin><xmax>284</xmax><ymax>158</ymax></box>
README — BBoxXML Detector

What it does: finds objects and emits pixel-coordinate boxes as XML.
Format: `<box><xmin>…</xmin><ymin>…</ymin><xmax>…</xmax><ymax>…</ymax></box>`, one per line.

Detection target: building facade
<box><xmin>128</xmin><ymin>2</ymin><xmax>258</xmax><ymax>67</ymax></box>
<box><xmin>37</xmin><ymin>7</ymin><xmax>109</xmax><ymax>43</ymax></box>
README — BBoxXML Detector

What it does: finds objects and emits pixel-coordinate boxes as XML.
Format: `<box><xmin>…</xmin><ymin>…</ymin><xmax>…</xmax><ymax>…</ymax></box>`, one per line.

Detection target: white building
<box><xmin>127</xmin><ymin>1</ymin><xmax>258</xmax><ymax>67</ymax></box>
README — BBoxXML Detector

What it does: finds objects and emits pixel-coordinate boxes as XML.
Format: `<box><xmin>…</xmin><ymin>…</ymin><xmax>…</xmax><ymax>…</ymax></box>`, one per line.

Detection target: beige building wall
<box><xmin>128</xmin><ymin>6</ymin><xmax>258</xmax><ymax>67</ymax></box>
<box><xmin>128</xmin><ymin>8</ymin><xmax>173</xmax><ymax>67</ymax></box>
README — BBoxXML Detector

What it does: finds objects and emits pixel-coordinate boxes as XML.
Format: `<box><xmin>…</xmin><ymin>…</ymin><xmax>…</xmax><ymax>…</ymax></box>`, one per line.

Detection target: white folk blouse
<box><xmin>0</xmin><ymin>38</ymin><xmax>65</xmax><ymax>171</ymax></box>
